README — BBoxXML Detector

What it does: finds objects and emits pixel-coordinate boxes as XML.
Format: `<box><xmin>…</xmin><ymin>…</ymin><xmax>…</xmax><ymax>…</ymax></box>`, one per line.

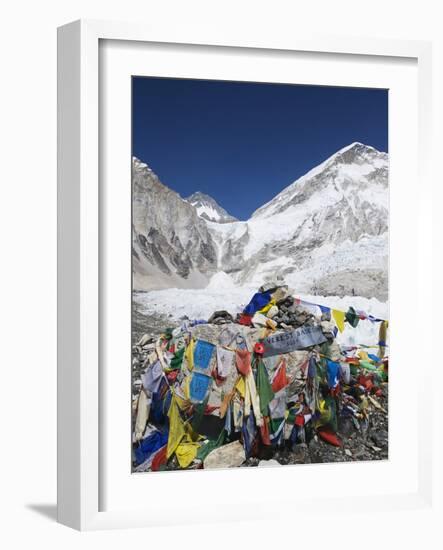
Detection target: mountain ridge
<box><xmin>132</xmin><ymin>143</ymin><xmax>388</xmax><ymax>299</ymax></box>
<box><xmin>132</xmin><ymin>157</ymin><xmax>218</xmax><ymax>290</ymax></box>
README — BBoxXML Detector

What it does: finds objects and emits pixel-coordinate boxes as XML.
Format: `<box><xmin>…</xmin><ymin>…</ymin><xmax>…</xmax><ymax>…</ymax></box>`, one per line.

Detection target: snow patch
<box><xmin>206</xmin><ymin>271</ymin><xmax>236</xmax><ymax>290</ymax></box>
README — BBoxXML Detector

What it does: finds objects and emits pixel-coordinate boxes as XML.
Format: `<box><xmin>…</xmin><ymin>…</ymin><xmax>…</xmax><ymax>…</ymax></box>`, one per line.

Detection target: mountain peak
<box><xmin>186</xmin><ymin>191</ymin><xmax>238</xmax><ymax>224</ymax></box>
<box><xmin>133</xmin><ymin>156</ymin><xmax>151</xmax><ymax>171</ymax></box>
<box><xmin>251</xmin><ymin>142</ymin><xmax>388</xmax><ymax>219</ymax></box>
<box><xmin>338</xmin><ymin>141</ymin><xmax>366</xmax><ymax>152</ymax></box>
<box><xmin>333</xmin><ymin>141</ymin><xmax>386</xmax><ymax>160</ymax></box>
<box><xmin>187</xmin><ymin>191</ymin><xmax>213</xmax><ymax>202</ymax></box>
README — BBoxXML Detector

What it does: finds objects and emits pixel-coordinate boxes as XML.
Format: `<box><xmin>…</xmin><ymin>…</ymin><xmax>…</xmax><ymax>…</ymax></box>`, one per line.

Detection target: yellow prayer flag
<box><xmin>175</xmin><ymin>438</ymin><xmax>201</xmax><ymax>468</ymax></box>
<box><xmin>235</xmin><ymin>376</ymin><xmax>246</xmax><ymax>398</ymax></box>
<box><xmin>182</xmin><ymin>376</ymin><xmax>190</xmax><ymax>400</ymax></box>
<box><xmin>174</xmin><ymin>392</ymin><xmax>191</xmax><ymax>412</ymax></box>
<box><xmin>317</xmin><ymin>399</ymin><xmax>332</xmax><ymax>426</ymax></box>
<box><xmin>258</xmin><ymin>299</ymin><xmax>276</xmax><ymax>314</ymax></box>
<box><xmin>332</xmin><ymin>309</ymin><xmax>345</xmax><ymax>333</ymax></box>
<box><xmin>166</xmin><ymin>397</ymin><xmax>185</xmax><ymax>459</ymax></box>
<box><xmin>357</xmin><ymin>350</ymin><xmax>369</xmax><ymax>361</ymax></box>
<box><xmin>185</xmin><ymin>338</ymin><xmax>195</xmax><ymax>371</ymax></box>
<box><xmin>378</xmin><ymin>320</ymin><xmax>388</xmax><ymax>358</ymax></box>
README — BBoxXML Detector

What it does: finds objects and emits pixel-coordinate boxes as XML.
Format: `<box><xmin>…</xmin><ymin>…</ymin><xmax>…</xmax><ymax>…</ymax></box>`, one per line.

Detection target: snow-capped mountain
<box><xmin>186</xmin><ymin>191</ymin><xmax>238</xmax><ymax>223</ymax></box>
<box><xmin>132</xmin><ymin>142</ymin><xmax>389</xmax><ymax>299</ymax></box>
<box><xmin>252</xmin><ymin>142</ymin><xmax>388</xmax><ymax>221</ymax></box>
<box><xmin>211</xmin><ymin>142</ymin><xmax>388</xmax><ymax>299</ymax></box>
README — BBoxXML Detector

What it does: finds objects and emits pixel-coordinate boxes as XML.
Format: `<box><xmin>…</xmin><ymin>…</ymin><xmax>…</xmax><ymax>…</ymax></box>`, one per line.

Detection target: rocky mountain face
<box><xmin>132</xmin><ymin>158</ymin><xmax>218</xmax><ymax>290</ymax></box>
<box><xmin>132</xmin><ymin>143</ymin><xmax>389</xmax><ymax>300</ymax></box>
<box><xmin>186</xmin><ymin>191</ymin><xmax>238</xmax><ymax>223</ymax></box>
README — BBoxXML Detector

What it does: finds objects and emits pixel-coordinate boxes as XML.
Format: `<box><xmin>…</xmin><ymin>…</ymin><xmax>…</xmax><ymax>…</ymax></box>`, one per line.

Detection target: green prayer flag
<box><xmin>169</xmin><ymin>346</ymin><xmax>185</xmax><ymax>370</ymax></box>
<box><xmin>269</xmin><ymin>417</ymin><xmax>285</xmax><ymax>434</ymax></box>
<box><xmin>196</xmin><ymin>429</ymin><xmax>225</xmax><ymax>462</ymax></box>
<box><xmin>325</xmin><ymin>395</ymin><xmax>338</xmax><ymax>432</ymax></box>
<box><xmin>190</xmin><ymin>395</ymin><xmax>209</xmax><ymax>433</ymax></box>
<box><xmin>286</xmin><ymin>408</ymin><xmax>297</xmax><ymax>425</ymax></box>
<box><xmin>345</xmin><ymin>306</ymin><xmax>360</xmax><ymax>328</ymax></box>
<box><xmin>257</xmin><ymin>359</ymin><xmax>275</xmax><ymax>416</ymax></box>
<box><xmin>359</xmin><ymin>360</ymin><xmax>379</xmax><ymax>372</ymax></box>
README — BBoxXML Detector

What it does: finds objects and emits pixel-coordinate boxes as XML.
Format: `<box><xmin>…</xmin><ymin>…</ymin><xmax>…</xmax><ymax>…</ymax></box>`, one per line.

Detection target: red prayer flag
<box><xmin>238</xmin><ymin>314</ymin><xmax>252</xmax><ymax>326</ymax></box>
<box><xmin>272</xmin><ymin>360</ymin><xmax>288</xmax><ymax>393</ymax></box>
<box><xmin>151</xmin><ymin>445</ymin><xmax>168</xmax><ymax>471</ymax></box>
<box><xmin>295</xmin><ymin>414</ymin><xmax>305</xmax><ymax>427</ymax></box>
<box><xmin>236</xmin><ymin>349</ymin><xmax>251</xmax><ymax>375</ymax></box>
<box><xmin>260</xmin><ymin>417</ymin><xmax>272</xmax><ymax>445</ymax></box>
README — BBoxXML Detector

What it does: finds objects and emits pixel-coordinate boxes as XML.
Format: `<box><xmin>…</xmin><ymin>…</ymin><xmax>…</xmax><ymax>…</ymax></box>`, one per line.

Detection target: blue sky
<box><xmin>132</xmin><ymin>77</ymin><xmax>388</xmax><ymax>220</ymax></box>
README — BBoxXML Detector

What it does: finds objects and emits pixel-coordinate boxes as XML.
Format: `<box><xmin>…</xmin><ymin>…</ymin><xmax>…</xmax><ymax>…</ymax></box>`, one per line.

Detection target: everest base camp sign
<box><xmin>262</xmin><ymin>325</ymin><xmax>327</xmax><ymax>357</ymax></box>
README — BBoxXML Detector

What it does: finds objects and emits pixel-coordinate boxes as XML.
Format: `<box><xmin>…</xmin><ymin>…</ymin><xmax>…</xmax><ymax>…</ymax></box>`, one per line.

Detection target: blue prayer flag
<box><xmin>193</xmin><ymin>340</ymin><xmax>215</xmax><ymax>371</ymax></box>
<box><xmin>326</xmin><ymin>359</ymin><xmax>340</xmax><ymax>389</ymax></box>
<box><xmin>189</xmin><ymin>372</ymin><xmax>212</xmax><ymax>403</ymax></box>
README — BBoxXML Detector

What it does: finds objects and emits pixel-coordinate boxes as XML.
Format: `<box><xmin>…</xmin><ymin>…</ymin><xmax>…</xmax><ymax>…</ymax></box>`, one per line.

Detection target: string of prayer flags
<box><xmin>294</xmin><ymin>296</ymin><xmax>386</xmax><ymax>324</ymax></box>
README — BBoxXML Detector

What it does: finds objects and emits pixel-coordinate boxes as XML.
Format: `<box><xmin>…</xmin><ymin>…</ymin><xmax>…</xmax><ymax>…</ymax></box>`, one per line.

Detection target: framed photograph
<box><xmin>57</xmin><ymin>20</ymin><xmax>433</xmax><ymax>530</ymax></box>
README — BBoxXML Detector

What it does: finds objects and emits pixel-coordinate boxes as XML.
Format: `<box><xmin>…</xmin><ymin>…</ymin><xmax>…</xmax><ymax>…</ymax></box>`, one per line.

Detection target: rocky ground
<box><xmin>132</xmin><ymin>295</ymin><xmax>176</xmax><ymax>345</ymax></box>
<box><xmin>243</xmin><ymin>386</ymin><xmax>388</xmax><ymax>466</ymax></box>
<box><xmin>132</xmin><ymin>305</ymin><xmax>388</xmax><ymax>468</ymax></box>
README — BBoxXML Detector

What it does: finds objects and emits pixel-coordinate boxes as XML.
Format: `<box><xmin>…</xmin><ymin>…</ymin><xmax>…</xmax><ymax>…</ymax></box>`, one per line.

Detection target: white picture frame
<box><xmin>57</xmin><ymin>19</ymin><xmax>433</xmax><ymax>531</ymax></box>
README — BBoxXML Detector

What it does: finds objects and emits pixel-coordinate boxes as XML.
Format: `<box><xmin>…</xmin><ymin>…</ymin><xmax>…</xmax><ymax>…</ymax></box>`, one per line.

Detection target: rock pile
<box><xmin>131</xmin><ymin>282</ymin><xmax>388</xmax><ymax>472</ymax></box>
